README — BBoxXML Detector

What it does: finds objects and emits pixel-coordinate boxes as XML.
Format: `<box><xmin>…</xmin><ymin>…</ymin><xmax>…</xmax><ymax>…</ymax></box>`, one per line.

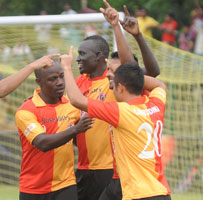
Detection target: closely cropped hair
<box><xmin>111</xmin><ymin>51</ymin><xmax>138</xmax><ymax>63</ymax></box>
<box><xmin>114</xmin><ymin>62</ymin><xmax>144</xmax><ymax>95</ymax></box>
<box><xmin>34</xmin><ymin>61</ymin><xmax>61</xmax><ymax>79</ymax></box>
<box><xmin>84</xmin><ymin>35</ymin><xmax>110</xmax><ymax>58</ymax></box>
<box><xmin>34</xmin><ymin>69</ymin><xmax>42</xmax><ymax>79</ymax></box>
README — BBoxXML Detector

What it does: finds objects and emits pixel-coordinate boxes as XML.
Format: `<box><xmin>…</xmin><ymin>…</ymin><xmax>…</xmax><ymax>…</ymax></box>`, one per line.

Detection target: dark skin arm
<box><xmin>32</xmin><ymin>114</ymin><xmax>93</xmax><ymax>152</ymax></box>
<box><xmin>120</xmin><ymin>6</ymin><xmax>160</xmax><ymax>77</ymax></box>
<box><xmin>144</xmin><ymin>76</ymin><xmax>166</xmax><ymax>92</ymax></box>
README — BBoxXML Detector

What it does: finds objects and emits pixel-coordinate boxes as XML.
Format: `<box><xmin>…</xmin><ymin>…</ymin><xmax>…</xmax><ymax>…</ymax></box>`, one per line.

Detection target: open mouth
<box><xmin>78</xmin><ymin>63</ymin><xmax>83</xmax><ymax>69</ymax></box>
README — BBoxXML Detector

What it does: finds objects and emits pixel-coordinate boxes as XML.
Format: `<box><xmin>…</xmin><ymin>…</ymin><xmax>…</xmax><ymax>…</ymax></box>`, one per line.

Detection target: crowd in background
<box><xmin>36</xmin><ymin>3</ymin><xmax>203</xmax><ymax>56</ymax></box>
<box><xmin>134</xmin><ymin>6</ymin><xmax>203</xmax><ymax>56</ymax></box>
<box><xmin>57</xmin><ymin>3</ymin><xmax>203</xmax><ymax>55</ymax></box>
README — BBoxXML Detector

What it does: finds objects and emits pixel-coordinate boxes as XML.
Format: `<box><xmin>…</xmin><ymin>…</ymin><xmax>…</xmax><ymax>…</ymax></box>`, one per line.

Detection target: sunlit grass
<box><xmin>0</xmin><ymin>185</ymin><xmax>202</xmax><ymax>200</ymax></box>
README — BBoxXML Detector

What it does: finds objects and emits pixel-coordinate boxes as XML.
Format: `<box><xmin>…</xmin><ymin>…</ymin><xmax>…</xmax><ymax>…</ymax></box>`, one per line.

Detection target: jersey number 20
<box><xmin>138</xmin><ymin>120</ymin><xmax>163</xmax><ymax>159</ymax></box>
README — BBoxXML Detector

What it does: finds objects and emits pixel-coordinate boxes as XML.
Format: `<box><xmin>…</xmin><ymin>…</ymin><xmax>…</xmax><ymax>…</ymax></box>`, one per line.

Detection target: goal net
<box><xmin>0</xmin><ymin>13</ymin><xmax>203</xmax><ymax>199</ymax></box>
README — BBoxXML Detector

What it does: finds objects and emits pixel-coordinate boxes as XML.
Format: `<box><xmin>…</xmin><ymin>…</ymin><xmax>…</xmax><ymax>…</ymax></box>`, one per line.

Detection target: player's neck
<box><xmin>39</xmin><ymin>92</ymin><xmax>61</xmax><ymax>105</ymax></box>
<box><xmin>89</xmin><ymin>64</ymin><xmax>106</xmax><ymax>79</ymax></box>
<box><xmin>124</xmin><ymin>93</ymin><xmax>141</xmax><ymax>102</ymax></box>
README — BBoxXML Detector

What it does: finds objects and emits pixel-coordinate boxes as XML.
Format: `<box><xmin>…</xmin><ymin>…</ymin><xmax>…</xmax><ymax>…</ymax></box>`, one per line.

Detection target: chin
<box><xmin>79</xmin><ymin>69</ymin><xmax>85</xmax><ymax>74</ymax></box>
<box><xmin>56</xmin><ymin>92</ymin><xmax>64</xmax><ymax>98</ymax></box>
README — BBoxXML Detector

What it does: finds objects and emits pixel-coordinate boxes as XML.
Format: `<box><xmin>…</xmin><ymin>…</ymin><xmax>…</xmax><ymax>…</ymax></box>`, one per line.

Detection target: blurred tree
<box><xmin>0</xmin><ymin>0</ymin><xmax>81</xmax><ymax>15</ymax></box>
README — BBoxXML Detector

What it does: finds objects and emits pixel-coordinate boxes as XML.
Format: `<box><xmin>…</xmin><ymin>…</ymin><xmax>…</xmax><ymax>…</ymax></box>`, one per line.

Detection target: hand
<box><xmin>60</xmin><ymin>46</ymin><xmax>74</xmax><ymax>70</ymax></box>
<box><xmin>74</xmin><ymin>114</ymin><xmax>94</xmax><ymax>133</ymax></box>
<box><xmin>100</xmin><ymin>0</ymin><xmax>119</xmax><ymax>27</ymax></box>
<box><xmin>120</xmin><ymin>5</ymin><xmax>140</xmax><ymax>36</ymax></box>
<box><xmin>28</xmin><ymin>53</ymin><xmax>60</xmax><ymax>70</ymax></box>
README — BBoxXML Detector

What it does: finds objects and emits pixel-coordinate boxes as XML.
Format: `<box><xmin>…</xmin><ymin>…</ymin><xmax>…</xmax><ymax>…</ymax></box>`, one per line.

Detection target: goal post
<box><xmin>0</xmin><ymin>12</ymin><xmax>202</xmax><ymax>200</ymax></box>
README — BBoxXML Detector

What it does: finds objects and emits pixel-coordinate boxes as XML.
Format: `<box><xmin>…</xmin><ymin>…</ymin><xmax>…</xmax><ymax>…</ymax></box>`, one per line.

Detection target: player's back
<box><xmin>112</xmin><ymin>88</ymin><xmax>170</xmax><ymax>199</ymax></box>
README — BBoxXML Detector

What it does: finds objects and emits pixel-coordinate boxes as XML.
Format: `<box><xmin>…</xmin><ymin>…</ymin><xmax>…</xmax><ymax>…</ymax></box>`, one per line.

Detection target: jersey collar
<box><xmin>84</xmin><ymin>69</ymin><xmax>108</xmax><ymax>81</ymax></box>
<box><xmin>32</xmin><ymin>89</ymin><xmax>68</xmax><ymax>107</ymax></box>
<box><xmin>127</xmin><ymin>96</ymin><xmax>147</xmax><ymax>105</ymax></box>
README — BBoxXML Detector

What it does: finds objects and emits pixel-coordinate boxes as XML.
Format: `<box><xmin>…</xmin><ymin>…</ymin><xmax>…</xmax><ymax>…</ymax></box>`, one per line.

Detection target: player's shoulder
<box><xmin>150</xmin><ymin>87</ymin><xmax>166</xmax><ymax>96</ymax></box>
<box><xmin>149</xmin><ymin>87</ymin><xmax>166</xmax><ymax>104</ymax></box>
<box><xmin>76</xmin><ymin>74</ymin><xmax>86</xmax><ymax>82</ymax></box>
<box><xmin>76</xmin><ymin>74</ymin><xmax>88</xmax><ymax>86</ymax></box>
<box><xmin>17</xmin><ymin>96</ymin><xmax>35</xmax><ymax>112</ymax></box>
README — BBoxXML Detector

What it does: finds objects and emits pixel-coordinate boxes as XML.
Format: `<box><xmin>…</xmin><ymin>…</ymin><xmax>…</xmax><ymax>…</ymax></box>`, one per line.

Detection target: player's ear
<box><xmin>35</xmin><ymin>78</ymin><xmax>41</xmax><ymax>87</ymax></box>
<box><xmin>96</xmin><ymin>51</ymin><xmax>103</xmax><ymax>61</ymax></box>
<box><xmin>117</xmin><ymin>83</ymin><xmax>125</xmax><ymax>94</ymax></box>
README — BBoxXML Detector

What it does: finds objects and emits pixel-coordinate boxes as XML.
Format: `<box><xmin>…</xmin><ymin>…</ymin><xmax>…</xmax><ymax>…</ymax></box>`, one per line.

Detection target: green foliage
<box><xmin>88</xmin><ymin>0</ymin><xmax>197</xmax><ymax>27</ymax></box>
<box><xmin>0</xmin><ymin>0</ymin><xmax>81</xmax><ymax>15</ymax></box>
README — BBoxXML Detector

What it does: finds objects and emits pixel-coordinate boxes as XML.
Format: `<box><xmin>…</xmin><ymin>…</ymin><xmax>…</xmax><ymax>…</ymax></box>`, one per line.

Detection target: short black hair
<box><xmin>34</xmin><ymin>69</ymin><xmax>42</xmax><ymax>79</ymax></box>
<box><xmin>84</xmin><ymin>35</ymin><xmax>109</xmax><ymax>58</ymax></box>
<box><xmin>111</xmin><ymin>51</ymin><xmax>138</xmax><ymax>63</ymax></box>
<box><xmin>114</xmin><ymin>62</ymin><xmax>144</xmax><ymax>95</ymax></box>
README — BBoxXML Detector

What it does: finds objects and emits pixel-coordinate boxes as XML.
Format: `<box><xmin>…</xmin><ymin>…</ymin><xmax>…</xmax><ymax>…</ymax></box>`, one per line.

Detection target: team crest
<box><xmin>97</xmin><ymin>93</ymin><xmax>106</xmax><ymax>101</ymax></box>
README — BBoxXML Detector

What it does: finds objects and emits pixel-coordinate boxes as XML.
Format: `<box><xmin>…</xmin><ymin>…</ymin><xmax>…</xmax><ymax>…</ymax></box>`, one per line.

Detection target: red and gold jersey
<box><xmin>109</xmin><ymin>126</ymin><xmax>119</xmax><ymax>179</ymax></box>
<box><xmin>111</xmin><ymin>89</ymin><xmax>150</xmax><ymax>179</ymax></box>
<box><xmin>15</xmin><ymin>89</ymin><xmax>80</xmax><ymax>194</ymax></box>
<box><xmin>75</xmin><ymin>70</ymin><xmax>115</xmax><ymax>170</ymax></box>
<box><xmin>88</xmin><ymin>87</ymin><xmax>171</xmax><ymax>200</ymax></box>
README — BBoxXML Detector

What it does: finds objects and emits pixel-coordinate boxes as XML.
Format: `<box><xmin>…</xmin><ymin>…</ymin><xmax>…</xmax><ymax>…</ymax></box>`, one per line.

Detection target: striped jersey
<box><xmin>76</xmin><ymin>70</ymin><xmax>115</xmax><ymax>169</ymax></box>
<box><xmin>88</xmin><ymin>87</ymin><xmax>171</xmax><ymax>200</ymax></box>
<box><xmin>15</xmin><ymin>89</ymin><xmax>80</xmax><ymax>194</ymax></box>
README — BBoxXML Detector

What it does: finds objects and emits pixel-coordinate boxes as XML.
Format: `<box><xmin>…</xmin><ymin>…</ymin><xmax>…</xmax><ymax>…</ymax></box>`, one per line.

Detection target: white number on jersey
<box><xmin>138</xmin><ymin>121</ymin><xmax>163</xmax><ymax>159</ymax></box>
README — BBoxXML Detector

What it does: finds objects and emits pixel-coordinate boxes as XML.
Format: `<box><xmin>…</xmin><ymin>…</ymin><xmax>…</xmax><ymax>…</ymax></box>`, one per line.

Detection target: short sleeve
<box><xmin>15</xmin><ymin>110</ymin><xmax>45</xmax><ymax>143</ymax></box>
<box><xmin>149</xmin><ymin>87</ymin><xmax>166</xmax><ymax>104</ymax></box>
<box><xmin>87</xmin><ymin>98</ymin><xmax>120</xmax><ymax>127</ymax></box>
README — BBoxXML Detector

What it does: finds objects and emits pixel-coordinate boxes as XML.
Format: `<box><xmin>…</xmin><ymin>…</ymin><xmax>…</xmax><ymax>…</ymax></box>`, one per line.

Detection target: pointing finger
<box><xmin>47</xmin><ymin>53</ymin><xmax>60</xmax><ymax>58</ymax></box>
<box><xmin>103</xmin><ymin>0</ymin><xmax>111</xmax><ymax>8</ymax></box>
<box><xmin>123</xmin><ymin>5</ymin><xmax>130</xmax><ymax>16</ymax></box>
<box><xmin>69</xmin><ymin>46</ymin><xmax>74</xmax><ymax>56</ymax></box>
<box><xmin>100</xmin><ymin>7</ymin><xmax>105</xmax><ymax>14</ymax></box>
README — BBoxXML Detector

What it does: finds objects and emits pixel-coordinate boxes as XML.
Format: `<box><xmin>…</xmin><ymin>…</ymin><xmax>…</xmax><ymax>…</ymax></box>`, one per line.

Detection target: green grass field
<box><xmin>0</xmin><ymin>185</ymin><xmax>202</xmax><ymax>200</ymax></box>
<box><xmin>0</xmin><ymin>185</ymin><xmax>18</xmax><ymax>200</ymax></box>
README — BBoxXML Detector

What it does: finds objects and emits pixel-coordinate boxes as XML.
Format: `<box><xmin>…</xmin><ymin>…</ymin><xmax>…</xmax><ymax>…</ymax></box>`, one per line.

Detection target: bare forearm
<box><xmin>33</xmin><ymin>126</ymin><xmax>78</xmax><ymax>152</ymax></box>
<box><xmin>113</xmin><ymin>24</ymin><xmax>135</xmax><ymax>64</ymax></box>
<box><xmin>64</xmin><ymin>68</ymin><xmax>88</xmax><ymax>111</ymax></box>
<box><xmin>134</xmin><ymin>33</ymin><xmax>160</xmax><ymax>77</ymax></box>
<box><xmin>144</xmin><ymin>75</ymin><xmax>166</xmax><ymax>91</ymax></box>
<box><xmin>0</xmin><ymin>64</ymin><xmax>34</xmax><ymax>98</ymax></box>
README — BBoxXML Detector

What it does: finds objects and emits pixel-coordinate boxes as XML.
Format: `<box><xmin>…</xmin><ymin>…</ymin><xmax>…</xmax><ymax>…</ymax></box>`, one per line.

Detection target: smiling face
<box><xmin>76</xmin><ymin>40</ymin><xmax>98</xmax><ymax>75</ymax></box>
<box><xmin>36</xmin><ymin>65</ymin><xmax>65</xmax><ymax>104</ymax></box>
<box><xmin>106</xmin><ymin>58</ymin><xmax>121</xmax><ymax>89</ymax></box>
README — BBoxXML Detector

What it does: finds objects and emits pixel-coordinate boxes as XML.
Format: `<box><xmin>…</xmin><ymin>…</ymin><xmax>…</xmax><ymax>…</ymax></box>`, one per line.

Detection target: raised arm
<box><xmin>100</xmin><ymin>0</ymin><xmax>135</xmax><ymax>64</ymax></box>
<box><xmin>144</xmin><ymin>75</ymin><xmax>166</xmax><ymax>92</ymax></box>
<box><xmin>120</xmin><ymin>5</ymin><xmax>160</xmax><ymax>77</ymax></box>
<box><xmin>60</xmin><ymin>46</ymin><xmax>88</xmax><ymax>111</ymax></box>
<box><xmin>0</xmin><ymin>54</ymin><xmax>59</xmax><ymax>98</ymax></box>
